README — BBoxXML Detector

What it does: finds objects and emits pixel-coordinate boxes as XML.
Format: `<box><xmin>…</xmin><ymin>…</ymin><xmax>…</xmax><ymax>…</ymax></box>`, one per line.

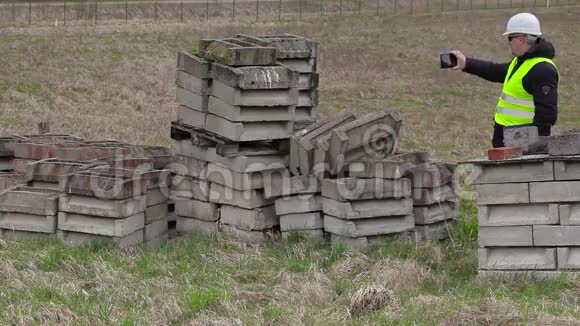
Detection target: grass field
<box><xmin>1</xmin><ymin>4</ymin><xmax>580</xmax><ymax>325</ymax></box>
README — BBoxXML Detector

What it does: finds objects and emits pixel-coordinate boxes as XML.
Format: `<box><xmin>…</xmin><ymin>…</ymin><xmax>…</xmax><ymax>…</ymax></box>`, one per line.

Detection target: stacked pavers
<box><xmin>272</xmin><ymin>175</ymin><xmax>324</xmax><ymax>239</ymax></box>
<box><xmin>468</xmin><ymin>137</ymin><xmax>580</xmax><ymax>278</ymax></box>
<box><xmin>170</xmin><ymin>34</ymin><xmax>320</xmax><ymax>244</ymax></box>
<box><xmin>0</xmin><ymin>136</ymin><xmax>27</xmax><ymax>191</ymax></box>
<box><xmin>407</xmin><ymin>161</ymin><xmax>459</xmax><ymax>241</ymax></box>
<box><xmin>0</xmin><ymin>186</ymin><xmax>60</xmax><ymax>240</ymax></box>
<box><xmin>57</xmin><ymin>166</ymin><xmax>147</xmax><ymax>247</ymax></box>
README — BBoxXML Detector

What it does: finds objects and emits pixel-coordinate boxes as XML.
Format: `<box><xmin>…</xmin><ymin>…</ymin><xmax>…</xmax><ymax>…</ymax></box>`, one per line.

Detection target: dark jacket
<box><xmin>463</xmin><ymin>38</ymin><xmax>559</xmax><ymax>145</ymax></box>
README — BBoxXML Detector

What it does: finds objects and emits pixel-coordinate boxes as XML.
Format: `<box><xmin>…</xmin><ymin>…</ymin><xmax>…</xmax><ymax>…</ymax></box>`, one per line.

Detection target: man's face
<box><xmin>507</xmin><ymin>34</ymin><xmax>527</xmax><ymax>56</ymax></box>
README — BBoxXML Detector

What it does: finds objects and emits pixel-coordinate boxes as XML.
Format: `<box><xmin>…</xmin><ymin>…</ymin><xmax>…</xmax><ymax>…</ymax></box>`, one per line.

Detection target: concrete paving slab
<box><xmin>406</xmin><ymin>163</ymin><xmax>455</xmax><ymax>188</ymax></box>
<box><xmin>478</xmin><ymin>247</ymin><xmax>556</xmax><ymax>270</ymax></box>
<box><xmin>57</xmin><ymin>229</ymin><xmax>143</xmax><ymax>248</ymax></box>
<box><xmin>174</xmin><ymin>198</ymin><xmax>218</xmax><ymax>221</ymax></box>
<box><xmin>0</xmin><ymin>212</ymin><xmax>56</xmax><ymax>233</ymax></box>
<box><xmin>176</xmin><ymin>216</ymin><xmax>218</xmax><ymax>235</ymax></box>
<box><xmin>559</xmin><ymin>204</ymin><xmax>580</xmax><ymax>225</ymax></box>
<box><xmin>557</xmin><ymin>247</ymin><xmax>580</xmax><ymax>269</ymax></box>
<box><xmin>298</xmin><ymin>90</ymin><xmax>319</xmax><ymax>107</ymax></box>
<box><xmin>533</xmin><ymin>225</ymin><xmax>580</xmax><ymax>246</ymax></box>
<box><xmin>554</xmin><ymin>160</ymin><xmax>580</xmax><ymax>180</ymax></box>
<box><xmin>208</xmin><ymin>96</ymin><xmax>295</xmax><ymax>122</ymax></box>
<box><xmin>146</xmin><ymin>188</ymin><xmax>168</xmax><ymax>207</ymax></box>
<box><xmin>145</xmin><ymin>202</ymin><xmax>168</xmax><ymax>224</ymax></box>
<box><xmin>414</xmin><ymin>201</ymin><xmax>458</xmax><ymax>225</ymax></box>
<box><xmin>172</xmin><ymin>155</ymin><xmax>208</xmax><ymax>179</ymax></box>
<box><xmin>473</xmin><ymin>161</ymin><xmax>554</xmax><ymax>184</ymax></box>
<box><xmin>347</xmin><ymin>160</ymin><xmax>410</xmax><ymax>179</ymax></box>
<box><xmin>170</xmin><ymin>175</ymin><xmax>210</xmax><ymax>202</ymax></box>
<box><xmin>264</xmin><ymin>175</ymin><xmax>321</xmax><ymax>198</ymax></box>
<box><xmin>478</xmin><ymin>203</ymin><xmax>558</xmax><ymax>226</ymax></box>
<box><xmin>210</xmin><ymin>62</ymin><xmax>298</xmax><ymax>89</ymax></box>
<box><xmin>280</xmin><ymin>212</ymin><xmax>323</xmax><ymax>231</ymax></box>
<box><xmin>530</xmin><ymin>181</ymin><xmax>580</xmax><ymax>203</ymax></box>
<box><xmin>199</xmin><ymin>39</ymin><xmax>278</xmax><ymax>66</ymax></box>
<box><xmin>477</xmin><ymin>270</ymin><xmax>579</xmax><ymax>280</ymax></box>
<box><xmin>144</xmin><ymin>219</ymin><xmax>168</xmax><ymax>241</ymax></box>
<box><xmin>323</xmin><ymin>197</ymin><xmax>412</xmax><ymax>219</ymax></box>
<box><xmin>58</xmin><ymin>211</ymin><xmax>145</xmax><ymax>237</ymax></box>
<box><xmin>176</xmin><ymin>87</ymin><xmax>209</xmax><ymax>112</ymax></box>
<box><xmin>59</xmin><ymin>194</ymin><xmax>146</xmax><ymax>218</ymax></box>
<box><xmin>277</xmin><ymin>57</ymin><xmax>317</xmax><ymax>73</ymax></box>
<box><xmin>478</xmin><ymin>226</ymin><xmax>533</xmax><ymax>247</ymax></box>
<box><xmin>207</xmin><ymin>163</ymin><xmax>288</xmax><ymax>191</ymax></box>
<box><xmin>297</xmin><ymin>72</ymin><xmax>319</xmax><ymax>90</ymax></box>
<box><xmin>322</xmin><ymin>177</ymin><xmax>411</xmax><ymax>202</ymax></box>
<box><xmin>275</xmin><ymin>194</ymin><xmax>321</xmax><ymax>215</ymax></box>
<box><xmin>212</xmin><ymin>80</ymin><xmax>298</xmax><ymax>107</ymax></box>
<box><xmin>0</xmin><ymin>186</ymin><xmax>60</xmax><ymax>215</ymax></box>
<box><xmin>177</xmin><ymin>51</ymin><xmax>211</xmax><ymax>78</ymax></box>
<box><xmin>59</xmin><ymin>170</ymin><xmax>146</xmax><ymax>200</ymax></box>
<box><xmin>175</xmin><ymin>70</ymin><xmax>211</xmax><ymax>95</ymax></box>
<box><xmin>210</xmin><ymin>183</ymin><xmax>273</xmax><ymax>209</ymax></box>
<box><xmin>324</xmin><ymin>214</ymin><xmax>414</xmax><ymax>237</ymax></box>
<box><xmin>220</xmin><ymin>204</ymin><xmax>278</xmax><ymax>231</ymax></box>
<box><xmin>177</xmin><ymin>105</ymin><xmax>207</xmax><ymax>129</ymax></box>
<box><xmin>476</xmin><ymin>183</ymin><xmax>529</xmax><ymax>205</ymax></box>
<box><xmin>205</xmin><ymin>114</ymin><xmax>293</xmax><ymax>142</ymax></box>
<box><xmin>238</xmin><ymin>34</ymin><xmax>319</xmax><ymax>59</ymax></box>
<box><xmin>413</xmin><ymin>184</ymin><xmax>458</xmax><ymax>205</ymax></box>
<box><xmin>0</xmin><ymin>172</ymin><xmax>26</xmax><ymax>191</ymax></box>
<box><xmin>548</xmin><ymin>133</ymin><xmax>580</xmax><ymax>156</ymax></box>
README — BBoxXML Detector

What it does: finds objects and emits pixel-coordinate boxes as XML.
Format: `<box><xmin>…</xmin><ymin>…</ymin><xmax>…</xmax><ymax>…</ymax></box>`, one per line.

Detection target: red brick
<box><xmin>488</xmin><ymin>147</ymin><xmax>523</xmax><ymax>161</ymax></box>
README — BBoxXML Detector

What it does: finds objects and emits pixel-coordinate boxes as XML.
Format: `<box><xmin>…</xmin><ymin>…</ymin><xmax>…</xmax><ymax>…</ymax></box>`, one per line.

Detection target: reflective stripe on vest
<box><xmin>494</xmin><ymin>56</ymin><xmax>558</xmax><ymax>126</ymax></box>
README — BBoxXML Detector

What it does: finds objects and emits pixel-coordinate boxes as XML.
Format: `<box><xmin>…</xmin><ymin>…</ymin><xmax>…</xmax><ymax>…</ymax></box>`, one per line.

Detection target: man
<box><xmin>451</xmin><ymin>13</ymin><xmax>559</xmax><ymax>148</ymax></box>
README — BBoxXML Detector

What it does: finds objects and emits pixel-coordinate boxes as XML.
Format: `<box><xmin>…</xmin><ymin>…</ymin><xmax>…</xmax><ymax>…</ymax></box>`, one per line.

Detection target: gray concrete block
<box><xmin>477</xmin><ymin>270</ymin><xmax>579</xmax><ymax>280</ymax></box>
<box><xmin>330</xmin><ymin>232</ymin><xmax>412</xmax><ymax>252</ymax></box>
<box><xmin>347</xmin><ymin>160</ymin><xmax>409</xmax><ymax>179</ymax></box>
<box><xmin>297</xmin><ymin>72</ymin><xmax>319</xmax><ymax>90</ymax></box>
<box><xmin>13</xmin><ymin>159</ymin><xmax>36</xmax><ymax>174</ymax></box>
<box><xmin>220</xmin><ymin>204</ymin><xmax>278</xmax><ymax>231</ymax></box>
<box><xmin>145</xmin><ymin>202</ymin><xmax>168</xmax><ymax>224</ymax></box>
<box><xmin>57</xmin><ymin>211</ymin><xmax>144</xmax><ymax>237</ymax></box>
<box><xmin>210</xmin><ymin>183</ymin><xmax>273</xmax><ymax>209</ymax></box>
<box><xmin>168</xmin><ymin>212</ymin><xmax>177</xmax><ymax>223</ymax></box>
<box><xmin>208</xmin><ymin>96</ymin><xmax>295</xmax><ymax>122</ymax></box>
<box><xmin>324</xmin><ymin>214</ymin><xmax>414</xmax><ymax>237</ymax></box>
<box><xmin>29</xmin><ymin>181</ymin><xmax>59</xmax><ymax>190</ymax></box>
<box><xmin>146</xmin><ymin>188</ymin><xmax>168</xmax><ymax>207</ymax></box>
<box><xmin>298</xmin><ymin>90</ymin><xmax>319</xmax><ymax>107</ymax></box>
<box><xmin>144</xmin><ymin>219</ymin><xmax>168</xmax><ymax>241</ymax></box>
<box><xmin>177</xmin><ymin>105</ymin><xmax>206</xmax><ymax>129</ymax></box>
<box><xmin>0</xmin><ymin>229</ymin><xmax>55</xmax><ymax>241</ymax></box>
<box><xmin>554</xmin><ymin>160</ymin><xmax>580</xmax><ymax>181</ymax></box>
<box><xmin>533</xmin><ymin>226</ymin><xmax>580</xmax><ymax>246</ymax></box>
<box><xmin>207</xmin><ymin>163</ymin><xmax>288</xmax><ymax>191</ymax></box>
<box><xmin>478</xmin><ymin>226</ymin><xmax>533</xmax><ymax>247</ymax></box>
<box><xmin>174</xmin><ymin>198</ymin><xmax>218</xmax><ymax>221</ymax></box>
<box><xmin>478</xmin><ymin>203</ymin><xmax>558</xmax><ymax>226</ymax></box>
<box><xmin>278</xmin><ymin>57</ymin><xmax>317</xmax><ymax>73</ymax></box>
<box><xmin>0</xmin><ymin>172</ymin><xmax>26</xmax><ymax>191</ymax></box>
<box><xmin>210</xmin><ymin>62</ymin><xmax>298</xmax><ymax>89</ymax></box>
<box><xmin>414</xmin><ymin>201</ymin><xmax>458</xmax><ymax>225</ymax></box>
<box><xmin>548</xmin><ymin>133</ymin><xmax>580</xmax><ymax>156</ymax></box>
<box><xmin>170</xmin><ymin>175</ymin><xmax>210</xmax><ymax>202</ymax></box>
<box><xmin>175</xmin><ymin>71</ymin><xmax>210</xmax><ymax>95</ymax></box>
<box><xmin>57</xmin><ymin>229</ymin><xmax>143</xmax><ymax>248</ymax></box>
<box><xmin>26</xmin><ymin>158</ymin><xmax>92</xmax><ymax>183</ymax></box>
<box><xmin>473</xmin><ymin>161</ymin><xmax>554</xmax><ymax>184</ymax></box>
<box><xmin>559</xmin><ymin>204</ymin><xmax>580</xmax><ymax>225</ymax></box>
<box><xmin>295</xmin><ymin>106</ymin><xmax>316</xmax><ymax>122</ymax></box>
<box><xmin>275</xmin><ymin>194</ymin><xmax>321</xmax><ymax>215</ymax></box>
<box><xmin>264</xmin><ymin>175</ymin><xmax>321</xmax><ymax>198</ymax></box>
<box><xmin>59</xmin><ymin>194</ymin><xmax>146</xmax><ymax>219</ymax></box>
<box><xmin>173</xmin><ymin>140</ymin><xmax>209</xmax><ymax>161</ymax></box>
<box><xmin>199</xmin><ymin>39</ymin><xmax>277</xmax><ymax>66</ymax></box>
<box><xmin>205</xmin><ymin>114</ymin><xmax>293</xmax><ymax>142</ymax></box>
<box><xmin>282</xmin><ymin>229</ymin><xmax>324</xmax><ymax>240</ymax></box>
<box><xmin>323</xmin><ymin>197</ymin><xmax>412</xmax><ymax>219</ymax></box>
<box><xmin>212</xmin><ymin>80</ymin><xmax>298</xmax><ymax>107</ymax></box>
<box><xmin>144</xmin><ymin>233</ymin><xmax>169</xmax><ymax>248</ymax></box>
<box><xmin>478</xmin><ymin>247</ymin><xmax>556</xmax><ymax>270</ymax></box>
<box><xmin>406</xmin><ymin>163</ymin><xmax>455</xmax><ymax>188</ymax></box>
<box><xmin>237</xmin><ymin>34</ymin><xmax>319</xmax><ymax>59</ymax></box>
<box><xmin>176</xmin><ymin>216</ymin><xmax>217</xmax><ymax>235</ymax></box>
<box><xmin>475</xmin><ymin>183</ymin><xmax>529</xmax><ymax>205</ymax></box>
<box><xmin>327</xmin><ymin>111</ymin><xmax>402</xmax><ymax>175</ymax></box>
<box><xmin>176</xmin><ymin>51</ymin><xmax>210</xmax><ymax>78</ymax></box>
<box><xmin>413</xmin><ymin>184</ymin><xmax>459</xmax><ymax>206</ymax></box>
<box><xmin>59</xmin><ymin>170</ymin><xmax>146</xmax><ymax>200</ymax></box>
<box><xmin>530</xmin><ymin>181</ymin><xmax>580</xmax><ymax>203</ymax></box>
<box><xmin>557</xmin><ymin>247</ymin><xmax>580</xmax><ymax>269</ymax></box>
<box><xmin>504</xmin><ymin>126</ymin><xmax>543</xmax><ymax>154</ymax></box>
<box><xmin>322</xmin><ymin>178</ymin><xmax>411</xmax><ymax>202</ymax></box>
<box><xmin>0</xmin><ymin>186</ymin><xmax>60</xmax><ymax>215</ymax></box>
<box><xmin>176</xmin><ymin>87</ymin><xmax>209</xmax><ymax>112</ymax></box>
<box><xmin>414</xmin><ymin>220</ymin><xmax>454</xmax><ymax>241</ymax></box>
<box><xmin>280</xmin><ymin>212</ymin><xmax>323</xmax><ymax>231</ymax></box>
<box><xmin>172</xmin><ymin>155</ymin><xmax>208</xmax><ymax>179</ymax></box>
<box><xmin>221</xmin><ymin>224</ymin><xmax>278</xmax><ymax>244</ymax></box>
<box><xmin>0</xmin><ymin>212</ymin><xmax>56</xmax><ymax>233</ymax></box>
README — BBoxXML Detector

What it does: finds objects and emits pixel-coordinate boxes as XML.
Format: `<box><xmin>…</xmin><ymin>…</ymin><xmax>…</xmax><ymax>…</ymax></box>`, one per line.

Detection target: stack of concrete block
<box><xmin>273</xmin><ymin>175</ymin><xmax>323</xmax><ymax>239</ymax></box>
<box><xmin>0</xmin><ymin>186</ymin><xmax>60</xmax><ymax>241</ymax></box>
<box><xmin>57</xmin><ymin>167</ymin><xmax>146</xmax><ymax>247</ymax></box>
<box><xmin>0</xmin><ymin>136</ymin><xmax>27</xmax><ymax>191</ymax></box>
<box><xmin>469</xmin><ymin>153</ymin><xmax>580</xmax><ymax>278</ymax></box>
<box><xmin>237</xmin><ymin>34</ymin><xmax>320</xmax><ymax>132</ymax></box>
<box><xmin>406</xmin><ymin>162</ymin><xmax>459</xmax><ymax>241</ymax></box>
<box><xmin>176</xmin><ymin>51</ymin><xmax>211</xmax><ymax>129</ymax></box>
<box><xmin>12</xmin><ymin>134</ymin><xmax>83</xmax><ymax>174</ymax></box>
<box><xmin>322</xmin><ymin>174</ymin><xmax>414</xmax><ymax>251</ymax></box>
<box><xmin>141</xmin><ymin>168</ymin><xmax>170</xmax><ymax>248</ymax></box>
<box><xmin>25</xmin><ymin>158</ymin><xmax>97</xmax><ymax>190</ymax></box>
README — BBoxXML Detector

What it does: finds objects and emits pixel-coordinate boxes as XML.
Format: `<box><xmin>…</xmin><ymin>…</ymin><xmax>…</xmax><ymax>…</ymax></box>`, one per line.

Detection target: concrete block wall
<box><xmin>471</xmin><ymin>157</ymin><xmax>580</xmax><ymax>278</ymax></box>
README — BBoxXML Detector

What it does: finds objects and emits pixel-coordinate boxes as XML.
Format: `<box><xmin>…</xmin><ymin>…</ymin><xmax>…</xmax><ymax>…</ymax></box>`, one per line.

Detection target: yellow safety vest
<box><xmin>495</xmin><ymin>57</ymin><xmax>558</xmax><ymax>126</ymax></box>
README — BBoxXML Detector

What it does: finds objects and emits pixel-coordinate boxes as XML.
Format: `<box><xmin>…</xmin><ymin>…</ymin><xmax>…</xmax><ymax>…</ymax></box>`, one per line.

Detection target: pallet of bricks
<box><xmin>171</xmin><ymin>34</ymin><xmax>319</xmax><ymax>243</ymax></box>
<box><xmin>468</xmin><ymin>129</ymin><xmax>580</xmax><ymax>279</ymax></box>
<box><xmin>0</xmin><ymin>134</ymin><xmax>173</xmax><ymax>248</ymax></box>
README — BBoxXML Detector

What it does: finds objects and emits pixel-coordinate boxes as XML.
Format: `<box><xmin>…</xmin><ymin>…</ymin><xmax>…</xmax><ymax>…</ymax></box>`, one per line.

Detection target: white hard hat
<box><xmin>502</xmin><ymin>13</ymin><xmax>542</xmax><ymax>36</ymax></box>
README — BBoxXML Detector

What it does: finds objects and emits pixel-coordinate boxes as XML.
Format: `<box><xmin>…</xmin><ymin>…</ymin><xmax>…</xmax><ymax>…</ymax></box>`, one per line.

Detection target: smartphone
<box><xmin>440</xmin><ymin>52</ymin><xmax>457</xmax><ymax>69</ymax></box>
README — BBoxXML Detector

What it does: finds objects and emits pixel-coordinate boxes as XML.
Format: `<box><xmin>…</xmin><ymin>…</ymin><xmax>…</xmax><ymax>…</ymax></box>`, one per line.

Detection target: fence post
<box><xmin>456</xmin><ymin>0</ymin><xmax>459</xmax><ymax>10</ymax></box>
<box><xmin>256</xmin><ymin>0</ymin><xmax>259</xmax><ymax>22</ymax></box>
<box><xmin>411</xmin><ymin>0</ymin><xmax>413</xmax><ymax>13</ymax></box>
<box><xmin>126</xmin><ymin>0</ymin><xmax>128</xmax><ymax>23</ymax></box>
<box><xmin>11</xmin><ymin>1</ymin><xmax>15</xmax><ymax>25</ymax></box>
<box><xmin>441</xmin><ymin>0</ymin><xmax>444</xmax><ymax>11</ymax></box>
<box><xmin>320</xmin><ymin>0</ymin><xmax>323</xmax><ymax>16</ymax></box>
<box><xmin>278</xmin><ymin>0</ymin><xmax>281</xmax><ymax>20</ymax></box>
<box><xmin>394</xmin><ymin>0</ymin><xmax>397</xmax><ymax>14</ymax></box>
<box><xmin>63</xmin><ymin>0</ymin><xmax>66</xmax><ymax>25</ymax></box>
<box><xmin>339</xmin><ymin>0</ymin><xmax>342</xmax><ymax>16</ymax></box>
<box><xmin>181</xmin><ymin>0</ymin><xmax>184</xmax><ymax>22</ymax></box>
<box><xmin>232</xmin><ymin>0</ymin><xmax>235</xmax><ymax>22</ymax></box>
<box><xmin>28</xmin><ymin>0</ymin><xmax>32</xmax><ymax>25</ymax></box>
<box><xmin>427</xmin><ymin>0</ymin><xmax>430</xmax><ymax>12</ymax></box>
<box><xmin>498</xmin><ymin>0</ymin><xmax>500</xmax><ymax>8</ymax></box>
<box><xmin>206</xmin><ymin>0</ymin><xmax>209</xmax><ymax>21</ymax></box>
<box><xmin>376</xmin><ymin>0</ymin><xmax>379</xmax><ymax>15</ymax></box>
<box><xmin>95</xmin><ymin>0</ymin><xmax>98</xmax><ymax>25</ymax></box>
<box><xmin>299</xmin><ymin>0</ymin><xmax>302</xmax><ymax>20</ymax></box>
<box><xmin>155</xmin><ymin>0</ymin><xmax>158</xmax><ymax>22</ymax></box>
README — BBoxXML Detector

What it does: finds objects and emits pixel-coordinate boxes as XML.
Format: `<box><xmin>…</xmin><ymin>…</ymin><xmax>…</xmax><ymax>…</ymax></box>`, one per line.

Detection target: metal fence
<box><xmin>0</xmin><ymin>0</ymin><xmax>578</xmax><ymax>26</ymax></box>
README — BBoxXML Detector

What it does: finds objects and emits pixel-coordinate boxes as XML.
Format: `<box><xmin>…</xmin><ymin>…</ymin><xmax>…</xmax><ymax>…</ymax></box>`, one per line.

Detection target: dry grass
<box><xmin>349</xmin><ymin>285</ymin><xmax>398</xmax><ymax>315</ymax></box>
<box><xmin>1</xmin><ymin>5</ymin><xmax>579</xmax><ymax>161</ymax></box>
